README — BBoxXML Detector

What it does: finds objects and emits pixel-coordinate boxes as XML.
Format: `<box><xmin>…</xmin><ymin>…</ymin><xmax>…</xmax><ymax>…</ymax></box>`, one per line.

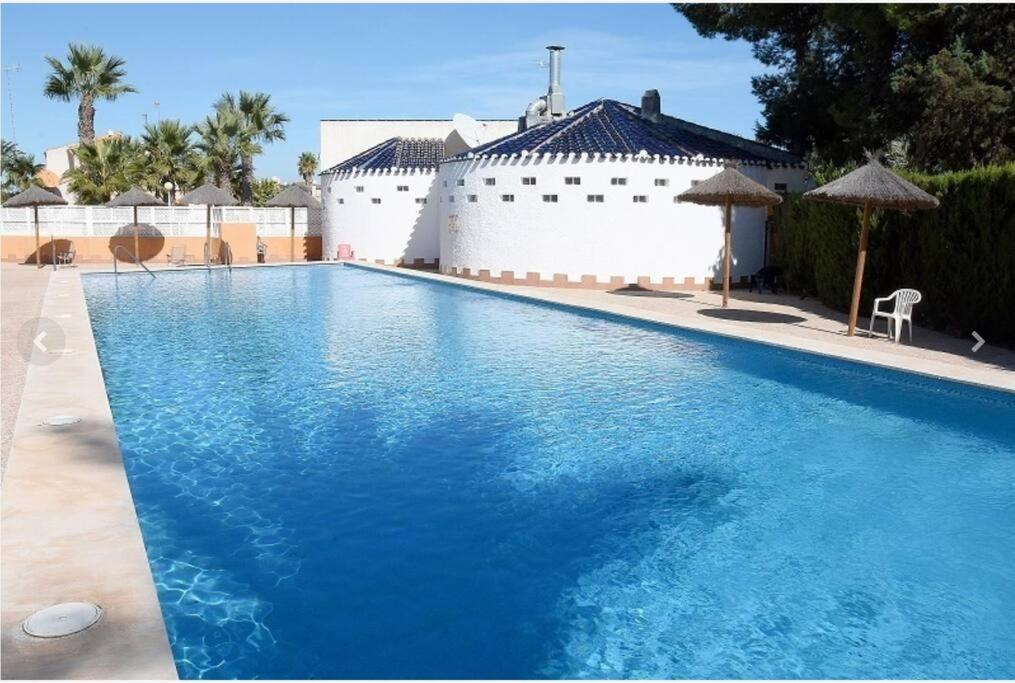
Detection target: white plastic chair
<box><xmin>868</xmin><ymin>289</ymin><xmax>921</xmax><ymax>343</ymax></box>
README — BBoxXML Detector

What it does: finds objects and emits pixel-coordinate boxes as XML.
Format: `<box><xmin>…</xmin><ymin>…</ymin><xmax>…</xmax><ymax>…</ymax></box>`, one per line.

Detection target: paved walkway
<box><xmin>1</xmin><ymin>263</ymin><xmax>50</xmax><ymax>476</ymax></box>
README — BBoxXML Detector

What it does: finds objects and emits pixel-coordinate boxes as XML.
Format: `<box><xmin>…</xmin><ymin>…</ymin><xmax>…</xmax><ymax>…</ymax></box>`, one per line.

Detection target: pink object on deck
<box><xmin>337</xmin><ymin>244</ymin><xmax>354</xmax><ymax>260</ymax></box>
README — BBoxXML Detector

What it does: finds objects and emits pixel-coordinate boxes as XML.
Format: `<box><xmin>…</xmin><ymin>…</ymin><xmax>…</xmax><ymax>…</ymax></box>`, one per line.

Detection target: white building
<box><xmin>437</xmin><ymin>92</ymin><xmax>810</xmax><ymax>289</ymax></box>
<box><xmin>321</xmin><ymin>46</ymin><xmax>810</xmax><ymax>287</ymax></box>
<box><xmin>319</xmin><ymin>119</ymin><xmax>517</xmax><ymax>173</ymax></box>
<box><xmin>320</xmin><ymin>137</ymin><xmax>444</xmax><ymax>265</ymax></box>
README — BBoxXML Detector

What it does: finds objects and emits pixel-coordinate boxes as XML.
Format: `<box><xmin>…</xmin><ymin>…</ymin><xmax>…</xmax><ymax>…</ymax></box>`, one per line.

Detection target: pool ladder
<box><xmin>112</xmin><ymin>245</ymin><xmax>156</xmax><ymax>279</ymax></box>
<box><xmin>203</xmin><ymin>242</ymin><xmax>233</xmax><ymax>272</ymax></box>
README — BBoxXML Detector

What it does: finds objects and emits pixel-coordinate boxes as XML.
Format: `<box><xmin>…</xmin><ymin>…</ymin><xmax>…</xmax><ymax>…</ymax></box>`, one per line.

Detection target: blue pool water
<box><xmin>83</xmin><ymin>265</ymin><xmax>1015</xmax><ymax>679</ymax></box>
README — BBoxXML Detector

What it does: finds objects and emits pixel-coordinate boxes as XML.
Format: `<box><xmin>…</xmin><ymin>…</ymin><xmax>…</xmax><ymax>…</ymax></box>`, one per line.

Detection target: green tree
<box><xmin>1</xmin><ymin>140</ymin><xmax>45</xmax><ymax>200</ymax></box>
<box><xmin>43</xmin><ymin>43</ymin><xmax>137</xmax><ymax>145</ymax></box>
<box><xmin>892</xmin><ymin>40</ymin><xmax>1012</xmax><ymax>171</ymax></box>
<box><xmin>298</xmin><ymin>152</ymin><xmax>318</xmax><ymax>190</ymax></box>
<box><xmin>139</xmin><ymin>119</ymin><xmax>203</xmax><ymax>203</ymax></box>
<box><xmin>64</xmin><ymin>136</ymin><xmax>141</xmax><ymax>204</ymax></box>
<box><xmin>673</xmin><ymin>3</ymin><xmax>1014</xmax><ymax>170</ymax></box>
<box><xmin>215</xmin><ymin>91</ymin><xmax>289</xmax><ymax>205</ymax></box>
<box><xmin>195</xmin><ymin>110</ymin><xmax>242</xmax><ymax>196</ymax></box>
<box><xmin>251</xmin><ymin>177</ymin><xmax>283</xmax><ymax>207</ymax></box>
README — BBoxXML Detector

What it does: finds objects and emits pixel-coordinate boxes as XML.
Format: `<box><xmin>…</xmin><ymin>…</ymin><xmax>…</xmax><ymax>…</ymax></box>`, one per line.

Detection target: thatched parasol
<box><xmin>3</xmin><ymin>185</ymin><xmax>68</xmax><ymax>268</ymax></box>
<box><xmin>107</xmin><ymin>187</ymin><xmax>164</xmax><ymax>264</ymax></box>
<box><xmin>804</xmin><ymin>155</ymin><xmax>940</xmax><ymax>336</ymax></box>
<box><xmin>677</xmin><ymin>163</ymin><xmax>783</xmax><ymax>307</ymax></box>
<box><xmin>179</xmin><ymin>184</ymin><xmax>239</xmax><ymax>267</ymax></box>
<box><xmin>266</xmin><ymin>185</ymin><xmax>321</xmax><ymax>262</ymax></box>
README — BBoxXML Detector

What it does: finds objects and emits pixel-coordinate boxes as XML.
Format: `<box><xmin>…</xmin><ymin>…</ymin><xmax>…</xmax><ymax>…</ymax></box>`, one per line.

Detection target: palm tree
<box><xmin>298</xmin><ymin>152</ymin><xmax>318</xmax><ymax>191</ymax></box>
<box><xmin>1</xmin><ymin>140</ymin><xmax>45</xmax><ymax>200</ymax></box>
<box><xmin>43</xmin><ymin>43</ymin><xmax>137</xmax><ymax>145</ymax></box>
<box><xmin>215</xmin><ymin>91</ymin><xmax>288</xmax><ymax>204</ymax></box>
<box><xmin>140</xmin><ymin>120</ymin><xmax>201</xmax><ymax>203</ymax></box>
<box><xmin>194</xmin><ymin>110</ymin><xmax>242</xmax><ymax>195</ymax></box>
<box><xmin>64</xmin><ymin>136</ymin><xmax>141</xmax><ymax>204</ymax></box>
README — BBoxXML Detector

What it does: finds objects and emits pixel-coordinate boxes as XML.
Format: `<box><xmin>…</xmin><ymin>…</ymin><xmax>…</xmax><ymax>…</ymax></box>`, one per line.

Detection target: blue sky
<box><xmin>1</xmin><ymin>3</ymin><xmax>766</xmax><ymax>181</ymax></box>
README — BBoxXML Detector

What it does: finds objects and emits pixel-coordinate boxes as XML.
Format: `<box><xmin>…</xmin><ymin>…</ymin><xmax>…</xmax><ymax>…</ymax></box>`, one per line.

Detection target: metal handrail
<box><xmin>112</xmin><ymin>245</ymin><xmax>156</xmax><ymax>279</ymax></box>
<box><xmin>223</xmin><ymin>242</ymin><xmax>233</xmax><ymax>272</ymax></box>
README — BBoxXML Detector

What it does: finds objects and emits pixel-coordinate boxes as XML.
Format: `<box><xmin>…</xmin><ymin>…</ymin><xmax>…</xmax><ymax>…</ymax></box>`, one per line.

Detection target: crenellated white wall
<box><xmin>436</xmin><ymin>155</ymin><xmax>811</xmax><ymax>285</ymax></box>
<box><xmin>321</xmin><ymin>168</ymin><xmax>441</xmax><ymax>263</ymax></box>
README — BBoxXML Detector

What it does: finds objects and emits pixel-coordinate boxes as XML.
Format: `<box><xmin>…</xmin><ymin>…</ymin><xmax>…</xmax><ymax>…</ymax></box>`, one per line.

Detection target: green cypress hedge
<box><xmin>774</xmin><ymin>164</ymin><xmax>1015</xmax><ymax>346</ymax></box>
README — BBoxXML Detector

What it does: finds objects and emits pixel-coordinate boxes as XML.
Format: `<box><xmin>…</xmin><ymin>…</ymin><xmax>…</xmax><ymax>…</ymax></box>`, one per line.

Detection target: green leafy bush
<box><xmin>774</xmin><ymin>164</ymin><xmax>1015</xmax><ymax>345</ymax></box>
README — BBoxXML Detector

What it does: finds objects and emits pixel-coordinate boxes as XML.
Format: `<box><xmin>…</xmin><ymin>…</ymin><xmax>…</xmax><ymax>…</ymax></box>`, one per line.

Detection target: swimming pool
<box><xmin>83</xmin><ymin>265</ymin><xmax>1015</xmax><ymax>679</ymax></box>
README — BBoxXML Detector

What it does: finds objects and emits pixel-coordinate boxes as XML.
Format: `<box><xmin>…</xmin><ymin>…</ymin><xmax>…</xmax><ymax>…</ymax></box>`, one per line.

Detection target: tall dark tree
<box><xmin>43</xmin><ymin>43</ymin><xmax>137</xmax><ymax>145</ymax></box>
<box><xmin>674</xmin><ymin>3</ymin><xmax>1014</xmax><ymax>170</ymax></box>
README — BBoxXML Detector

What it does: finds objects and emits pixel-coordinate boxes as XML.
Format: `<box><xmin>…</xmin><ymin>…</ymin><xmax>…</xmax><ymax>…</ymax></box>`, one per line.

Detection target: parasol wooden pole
<box><xmin>133</xmin><ymin>205</ymin><xmax>140</xmax><ymax>267</ymax></box>
<box><xmin>290</xmin><ymin>206</ymin><xmax>296</xmax><ymax>263</ymax></box>
<box><xmin>205</xmin><ymin>204</ymin><xmax>212</xmax><ymax>268</ymax></box>
<box><xmin>847</xmin><ymin>200</ymin><xmax>873</xmax><ymax>336</ymax></box>
<box><xmin>34</xmin><ymin>205</ymin><xmax>41</xmax><ymax>269</ymax></box>
<box><xmin>722</xmin><ymin>199</ymin><xmax>732</xmax><ymax>308</ymax></box>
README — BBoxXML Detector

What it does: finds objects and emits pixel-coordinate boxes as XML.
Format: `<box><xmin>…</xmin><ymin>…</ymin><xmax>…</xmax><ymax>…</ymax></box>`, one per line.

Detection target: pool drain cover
<box><xmin>43</xmin><ymin>415</ymin><xmax>81</xmax><ymax>427</ymax></box>
<box><xmin>23</xmin><ymin>602</ymin><xmax>102</xmax><ymax>638</ymax></box>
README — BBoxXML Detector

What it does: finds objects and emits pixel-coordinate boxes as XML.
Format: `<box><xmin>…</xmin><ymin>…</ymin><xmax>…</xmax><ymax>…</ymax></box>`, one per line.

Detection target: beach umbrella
<box><xmin>3</xmin><ymin>185</ymin><xmax>67</xmax><ymax>268</ymax></box>
<box><xmin>107</xmin><ymin>187</ymin><xmax>165</xmax><ymax>264</ymax></box>
<box><xmin>804</xmin><ymin>155</ymin><xmax>940</xmax><ymax>336</ymax></box>
<box><xmin>677</xmin><ymin>163</ymin><xmax>783</xmax><ymax>307</ymax></box>
<box><xmin>180</xmin><ymin>183</ymin><xmax>238</xmax><ymax>267</ymax></box>
<box><xmin>266</xmin><ymin>185</ymin><xmax>321</xmax><ymax>263</ymax></box>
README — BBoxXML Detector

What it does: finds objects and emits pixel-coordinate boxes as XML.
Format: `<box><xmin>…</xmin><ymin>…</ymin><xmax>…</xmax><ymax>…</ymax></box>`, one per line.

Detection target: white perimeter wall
<box><xmin>321</xmin><ymin>169</ymin><xmax>440</xmax><ymax>263</ymax></box>
<box><xmin>319</xmin><ymin>120</ymin><xmax>518</xmax><ymax>171</ymax></box>
<box><xmin>437</xmin><ymin>157</ymin><xmax>811</xmax><ymax>285</ymax></box>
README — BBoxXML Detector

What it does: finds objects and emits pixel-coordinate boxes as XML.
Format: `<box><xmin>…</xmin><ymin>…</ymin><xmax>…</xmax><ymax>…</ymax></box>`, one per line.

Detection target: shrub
<box><xmin>774</xmin><ymin>164</ymin><xmax>1015</xmax><ymax>345</ymax></box>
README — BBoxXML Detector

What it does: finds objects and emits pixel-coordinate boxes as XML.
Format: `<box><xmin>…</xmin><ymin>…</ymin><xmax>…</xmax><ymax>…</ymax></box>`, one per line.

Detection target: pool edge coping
<box><xmin>0</xmin><ymin>269</ymin><xmax>178</xmax><ymax>679</ymax></box>
<box><xmin>343</xmin><ymin>261</ymin><xmax>1015</xmax><ymax>395</ymax></box>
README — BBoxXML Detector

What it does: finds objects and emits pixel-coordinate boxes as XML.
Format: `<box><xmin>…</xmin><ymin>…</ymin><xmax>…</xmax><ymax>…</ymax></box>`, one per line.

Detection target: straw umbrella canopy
<box><xmin>677</xmin><ymin>163</ymin><xmax>783</xmax><ymax>307</ymax></box>
<box><xmin>107</xmin><ymin>187</ymin><xmax>165</xmax><ymax>264</ymax></box>
<box><xmin>3</xmin><ymin>185</ymin><xmax>67</xmax><ymax>268</ymax></box>
<box><xmin>179</xmin><ymin>183</ymin><xmax>238</xmax><ymax>266</ymax></box>
<box><xmin>804</xmin><ymin>156</ymin><xmax>940</xmax><ymax>336</ymax></box>
<box><xmin>266</xmin><ymin>185</ymin><xmax>321</xmax><ymax>262</ymax></box>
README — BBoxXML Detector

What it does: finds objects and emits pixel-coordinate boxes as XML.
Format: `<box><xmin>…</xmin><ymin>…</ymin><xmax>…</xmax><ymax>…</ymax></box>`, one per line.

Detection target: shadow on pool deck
<box><xmin>697</xmin><ymin>308</ymin><xmax>807</xmax><ymax>325</ymax></box>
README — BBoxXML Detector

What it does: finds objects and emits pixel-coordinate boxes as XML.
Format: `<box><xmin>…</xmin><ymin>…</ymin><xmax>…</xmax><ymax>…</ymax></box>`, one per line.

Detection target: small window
<box><xmin>397</xmin><ymin>185</ymin><xmax>409</xmax><ymax>192</ymax></box>
<box><xmin>355</xmin><ymin>186</ymin><xmax>364</xmax><ymax>192</ymax></box>
<box><xmin>483</xmin><ymin>178</ymin><xmax>496</xmax><ymax>186</ymax></box>
<box><xmin>774</xmin><ymin>182</ymin><xmax>788</xmax><ymax>192</ymax></box>
<box><xmin>633</xmin><ymin>195</ymin><xmax>648</xmax><ymax>203</ymax></box>
<box><xmin>415</xmin><ymin>197</ymin><xmax>427</xmax><ymax>205</ymax></box>
<box><xmin>611</xmin><ymin>177</ymin><xmax>627</xmax><ymax>186</ymax></box>
<box><xmin>654</xmin><ymin>178</ymin><xmax>669</xmax><ymax>187</ymax></box>
<box><xmin>371</xmin><ymin>198</ymin><xmax>382</xmax><ymax>204</ymax></box>
<box><xmin>467</xmin><ymin>194</ymin><xmax>477</xmax><ymax>203</ymax></box>
<box><xmin>587</xmin><ymin>194</ymin><xmax>604</xmax><ymax>203</ymax></box>
<box><xmin>565</xmin><ymin>176</ymin><xmax>581</xmax><ymax>185</ymax></box>
<box><xmin>338</xmin><ymin>198</ymin><xmax>345</xmax><ymax>205</ymax></box>
<box><xmin>522</xmin><ymin>177</ymin><xmax>536</xmax><ymax>186</ymax></box>
<box><xmin>542</xmin><ymin>194</ymin><xmax>558</xmax><ymax>203</ymax></box>
<box><xmin>456</xmin><ymin>179</ymin><xmax>466</xmax><ymax>187</ymax></box>
<box><xmin>449</xmin><ymin>195</ymin><xmax>455</xmax><ymax>203</ymax></box>
<box><xmin>501</xmin><ymin>194</ymin><xmax>515</xmax><ymax>202</ymax></box>
<box><xmin>443</xmin><ymin>180</ymin><xmax>447</xmax><ymax>187</ymax></box>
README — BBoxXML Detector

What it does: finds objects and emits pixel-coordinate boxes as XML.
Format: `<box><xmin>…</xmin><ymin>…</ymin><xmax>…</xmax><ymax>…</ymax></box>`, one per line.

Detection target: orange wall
<box><xmin>1</xmin><ymin>227</ymin><xmax>322</xmax><ymax>265</ymax></box>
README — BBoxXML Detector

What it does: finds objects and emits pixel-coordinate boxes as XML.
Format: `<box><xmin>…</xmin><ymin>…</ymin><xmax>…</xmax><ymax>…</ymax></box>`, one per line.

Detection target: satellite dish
<box><xmin>452</xmin><ymin>113</ymin><xmax>483</xmax><ymax>148</ymax></box>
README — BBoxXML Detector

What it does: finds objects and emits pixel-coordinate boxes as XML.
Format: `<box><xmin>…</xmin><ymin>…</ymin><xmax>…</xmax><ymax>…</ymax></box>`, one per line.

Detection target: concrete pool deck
<box><xmin>1</xmin><ymin>259</ymin><xmax>1012</xmax><ymax>679</ymax></box>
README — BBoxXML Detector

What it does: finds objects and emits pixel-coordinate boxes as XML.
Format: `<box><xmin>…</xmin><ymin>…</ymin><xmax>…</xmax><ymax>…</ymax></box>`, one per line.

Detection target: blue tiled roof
<box><xmin>447</xmin><ymin>99</ymin><xmax>802</xmax><ymax>167</ymax></box>
<box><xmin>322</xmin><ymin>137</ymin><xmax>445</xmax><ymax>174</ymax></box>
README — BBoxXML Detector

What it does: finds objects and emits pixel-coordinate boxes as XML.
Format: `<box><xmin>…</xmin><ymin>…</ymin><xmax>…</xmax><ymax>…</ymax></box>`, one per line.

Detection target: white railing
<box><xmin>0</xmin><ymin>205</ymin><xmax>322</xmax><ymax>238</ymax></box>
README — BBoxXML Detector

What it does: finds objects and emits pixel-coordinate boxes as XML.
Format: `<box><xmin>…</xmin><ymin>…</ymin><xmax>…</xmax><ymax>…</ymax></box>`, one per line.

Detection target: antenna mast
<box><xmin>2</xmin><ymin>64</ymin><xmax>22</xmax><ymax>142</ymax></box>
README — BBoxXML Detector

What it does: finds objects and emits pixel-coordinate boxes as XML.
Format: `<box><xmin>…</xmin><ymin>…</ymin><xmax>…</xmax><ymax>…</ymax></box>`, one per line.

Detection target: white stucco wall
<box><xmin>321</xmin><ymin>168</ymin><xmax>440</xmax><ymax>263</ymax></box>
<box><xmin>437</xmin><ymin>155</ymin><xmax>811</xmax><ymax>285</ymax></box>
<box><xmin>319</xmin><ymin>120</ymin><xmax>518</xmax><ymax>172</ymax></box>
